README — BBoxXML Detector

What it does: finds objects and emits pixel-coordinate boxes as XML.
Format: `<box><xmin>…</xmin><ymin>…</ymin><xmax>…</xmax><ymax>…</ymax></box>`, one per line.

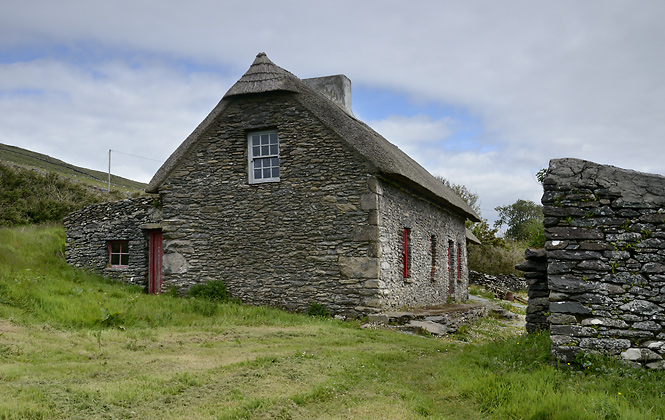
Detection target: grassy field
<box><xmin>1</xmin><ymin>225</ymin><xmax>664</xmax><ymax>419</ymax></box>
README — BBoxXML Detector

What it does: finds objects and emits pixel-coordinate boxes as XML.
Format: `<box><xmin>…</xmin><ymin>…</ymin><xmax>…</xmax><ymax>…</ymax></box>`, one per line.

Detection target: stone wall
<box><xmin>63</xmin><ymin>196</ymin><xmax>162</xmax><ymax>289</ymax></box>
<box><xmin>156</xmin><ymin>92</ymin><xmax>381</xmax><ymax>317</ymax></box>
<box><xmin>377</xmin><ymin>179</ymin><xmax>469</xmax><ymax>308</ymax></box>
<box><xmin>514</xmin><ymin>249</ymin><xmax>549</xmax><ymax>333</ymax></box>
<box><xmin>542</xmin><ymin>158</ymin><xmax>665</xmax><ymax>368</ymax></box>
<box><xmin>469</xmin><ymin>270</ymin><xmax>527</xmax><ymax>293</ymax></box>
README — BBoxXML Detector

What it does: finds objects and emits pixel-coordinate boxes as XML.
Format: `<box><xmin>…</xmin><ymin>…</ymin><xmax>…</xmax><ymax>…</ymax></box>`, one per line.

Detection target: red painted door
<box><xmin>149</xmin><ymin>230</ymin><xmax>163</xmax><ymax>294</ymax></box>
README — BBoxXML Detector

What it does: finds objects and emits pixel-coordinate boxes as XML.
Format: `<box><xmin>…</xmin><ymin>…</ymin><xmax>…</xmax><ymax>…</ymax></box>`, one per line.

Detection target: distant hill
<box><xmin>0</xmin><ymin>143</ymin><xmax>147</xmax><ymax>193</ymax></box>
<box><xmin>0</xmin><ymin>143</ymin><xmax>148</xmax><ymax>226</ymax></box>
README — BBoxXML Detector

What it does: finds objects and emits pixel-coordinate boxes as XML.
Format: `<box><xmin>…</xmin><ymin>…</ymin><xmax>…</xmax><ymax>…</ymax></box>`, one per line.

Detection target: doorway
<box><xmin>149</xmin><ymin>230</ymin><xmax>163</xmax><ymax>294</ymax></box>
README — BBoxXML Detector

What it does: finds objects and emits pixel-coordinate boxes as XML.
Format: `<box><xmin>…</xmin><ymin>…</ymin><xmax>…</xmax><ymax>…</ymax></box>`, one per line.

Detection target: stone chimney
<box><xmin>303</xmin><ymin>75</ymin><xmax>354</xmax><ymax>116</ymax></box>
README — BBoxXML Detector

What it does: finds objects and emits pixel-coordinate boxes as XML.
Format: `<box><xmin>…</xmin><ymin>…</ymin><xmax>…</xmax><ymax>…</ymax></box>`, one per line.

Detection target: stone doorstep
<box><xmin>365</xmin><ymin>302</ymin><xmax>520</xmax><ymax>337</ymax></box>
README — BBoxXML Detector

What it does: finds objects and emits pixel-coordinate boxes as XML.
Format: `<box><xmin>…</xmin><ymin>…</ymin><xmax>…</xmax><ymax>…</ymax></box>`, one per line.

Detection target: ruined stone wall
<box><xmin>156</xmin><ymin>92</ymin><xmax>379</xmax><ymax>317</ymax></box>
<box><xmin>543</xmin><ymin>158</ymin><xmax>665</xmax><ymax>368</ymax></box>
<box><xmin>377</xmin><ymin>179</ymin><xmax>469</xmax><ymax>307</ymax></box>
<box><xmin>469</xmin><ymin>270</ymin><xmax>528</xmax><ymax>293</ymax></box>
<box><xmin>515</xmin><ymin>249</ymin><xmax>549</xmax><ymax>333</ymax></box>
<box><xmin>64</xmin><ymin>196</ymin><xmax>162</xmax><ymax>290</ymax></box>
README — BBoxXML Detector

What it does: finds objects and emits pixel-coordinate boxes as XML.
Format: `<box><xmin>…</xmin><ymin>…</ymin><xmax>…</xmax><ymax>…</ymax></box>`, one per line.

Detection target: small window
<box><xmin>401</xmin><ymin>228</ymin><xmax>411</xmax><ymax>278</ymax></box>
<box><xmin>109</xmin><ymin>241</ymin><xmax>129</xmax><ymax>267</ymax></box>
<box><xmin>248</xmin><ymin>130</ymin><xmax>280</xmax><ymax>183</ymax></box>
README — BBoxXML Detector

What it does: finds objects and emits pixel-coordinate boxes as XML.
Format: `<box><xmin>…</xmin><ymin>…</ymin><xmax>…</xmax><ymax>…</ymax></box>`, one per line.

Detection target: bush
<box><xmin>0</xmin><ymin>163</ymin><xmax>106</xmax><ymax>226</ymax></box>
<box><xmin>468</xmin><ymin>240</ymin><xmax>527</xmax><ymax>276</ymax></box>
<box><xmin>187</xmin><ymin>280</ymin><xmax>230</xmax><ymax>302</ymax></box>
<box><xmin>306</xmin><ymin>302</ymin><xmax>330</xmax><ymax>317</ymax></box>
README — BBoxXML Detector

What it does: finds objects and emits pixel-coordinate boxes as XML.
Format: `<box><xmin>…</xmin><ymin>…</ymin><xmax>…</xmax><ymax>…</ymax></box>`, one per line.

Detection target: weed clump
<box><xmin>306</xmin><ymin>302</ymin><xmax>330</xmax><ymax>317</ymax></box>
<box><xmin>187</xmin><ymin>280</ymin><xmax>230</xmax><ymax>302</ymax></box>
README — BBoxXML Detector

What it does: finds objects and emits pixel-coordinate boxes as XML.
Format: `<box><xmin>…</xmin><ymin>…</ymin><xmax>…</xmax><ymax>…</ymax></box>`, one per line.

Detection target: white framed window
<box><xmin>248</xmin><ymin>130</ymin><xmax>280</xmax><ymax>184</ymax></box>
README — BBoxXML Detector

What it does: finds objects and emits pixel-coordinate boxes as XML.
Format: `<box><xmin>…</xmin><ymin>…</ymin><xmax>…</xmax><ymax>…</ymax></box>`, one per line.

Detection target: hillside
<box><xmin>0</xmin><ymin>144</ymin><xmax>147</xmax><ymax>226</ymax></box>
<box><xmin>0</xmin><ymin>143</ymin><xmax>147</xmax><ymax>193</ymax></box>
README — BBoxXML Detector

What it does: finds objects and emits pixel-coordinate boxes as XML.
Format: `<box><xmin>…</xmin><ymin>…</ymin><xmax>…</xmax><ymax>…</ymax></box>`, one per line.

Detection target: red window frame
<box><xmin>447</xmin><ymin>240</ymin><xmax>455</xmax><ymax>295</ymax></box>
<box><xmin>402</xmin><ymin>228</ymin><xmax>411</xmax><ymax>278</ymax></box>
<box><xmin>430</xmin><ymin>235</ymin><xmax>437</xmax><ymax>280</ymax></box>
<box><xmin>457</xmin><ymin>242</ymin><xmax>462</xmax><ymax>281</ymax></box>
<box><xmin>108</xmin><ymin>240</ymin><xmax>129</xmax><ymax>267</ymax></box>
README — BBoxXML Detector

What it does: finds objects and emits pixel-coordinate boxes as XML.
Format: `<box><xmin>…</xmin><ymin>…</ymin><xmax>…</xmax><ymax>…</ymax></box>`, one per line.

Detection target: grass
<box><xmin>1</xmin><ymin>225</ymin><xmax>665</xmax><ymax>419</ymax></box>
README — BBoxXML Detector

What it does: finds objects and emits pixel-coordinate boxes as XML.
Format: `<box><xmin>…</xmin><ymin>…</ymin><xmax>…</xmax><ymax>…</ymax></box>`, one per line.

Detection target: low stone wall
<box><xmin>63</xmin><ymin>196</ymin><xmax>162</xmax><ymax>289</ymax></box>
<box><xmin>515</xmin><ymin>249</ymin><xmax>549</xmax><ymax>333</ymax></box>
<box><xmin>542</xmin><ymin>158</ymin><xmax>665</xmax><ymax>368</ymax></box>
<box><xmin>469</xmin><ymin>270</ymin><xmax>527</xmax><ymax>292</ymax></box>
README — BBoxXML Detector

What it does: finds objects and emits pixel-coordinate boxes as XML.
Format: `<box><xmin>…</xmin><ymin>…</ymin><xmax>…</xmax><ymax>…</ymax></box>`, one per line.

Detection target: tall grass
<box><xmin>0</xmin><ymin>224</ymin><xmax>319</xmax><ymax>330</ymax></box>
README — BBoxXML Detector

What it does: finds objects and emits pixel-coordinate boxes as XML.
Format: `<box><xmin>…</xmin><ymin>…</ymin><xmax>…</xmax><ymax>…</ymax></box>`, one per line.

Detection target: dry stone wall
<box><xmin>542</xmin><ymin>158</ymin><xmax>665</xmax><ymax>368</ymax></box>
<box><xmin>515</xmin><ymin>249</ymin><xmax>549</xmax><ymax>333</ymax></box>
<box><xmin>377</xmin><ymin>179</ymin><xmax>469</xmax><ymax>308</ymax></box>
<box><xmin>63</xmin><ymin>196</ymin><xmax>162</xmax><ymax>289</ymax></box>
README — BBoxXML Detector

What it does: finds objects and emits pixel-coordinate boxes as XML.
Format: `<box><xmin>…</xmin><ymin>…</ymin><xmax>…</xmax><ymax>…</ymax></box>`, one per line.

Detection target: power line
<box><xmin>110</xmin><ymin>149</ymin><xmax>164</xmax><ymax>163</ymax></box>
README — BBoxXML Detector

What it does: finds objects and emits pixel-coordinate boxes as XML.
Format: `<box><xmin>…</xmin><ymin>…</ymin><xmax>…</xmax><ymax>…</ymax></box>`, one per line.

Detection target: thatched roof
<box><xmin>147</xmin><ymin>52</ymin><xmax>480</xmax><ymax>222</ymax></box>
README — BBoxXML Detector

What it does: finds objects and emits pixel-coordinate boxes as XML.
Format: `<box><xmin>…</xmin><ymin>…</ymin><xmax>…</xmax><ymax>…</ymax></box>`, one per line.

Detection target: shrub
<box><xmin>468</xmin><ymin>240</ymin><xmax>527</xmax><ymax>276</ymax></box>
<box><xmin>187</xmin><ymin>280</ymin><xmax>230</xmax><ymax>302</ymax></box>
<box><xmin>306</xmin><ymin>302</ymin><xmax>330</xmax><ymax>317</ymax></box>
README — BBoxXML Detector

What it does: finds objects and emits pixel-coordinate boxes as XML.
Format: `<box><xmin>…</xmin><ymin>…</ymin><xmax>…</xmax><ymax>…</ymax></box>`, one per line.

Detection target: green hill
<box><xmin>0</xmin><ymin>144</ymin><xmax>148</xmax><ymax>226</ymax></box>
<box><xmin>0</xmin><ymin>143</ymin><xmax>147</xmax><ymax>193</ymax></box>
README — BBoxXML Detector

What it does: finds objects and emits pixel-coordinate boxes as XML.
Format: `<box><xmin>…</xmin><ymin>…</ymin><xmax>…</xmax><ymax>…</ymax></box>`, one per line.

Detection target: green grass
<box><xmin>1</xmin><ymin>225</ymin><xmax>665</xmax><ymax>419</ymax></box>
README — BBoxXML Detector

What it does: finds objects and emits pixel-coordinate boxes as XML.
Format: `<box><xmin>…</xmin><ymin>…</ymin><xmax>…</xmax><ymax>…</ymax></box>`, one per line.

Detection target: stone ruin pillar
<box><xmin>516</xmin><ymin>249</ymin><xmax>549</xmax><ymax>333</ymax></box>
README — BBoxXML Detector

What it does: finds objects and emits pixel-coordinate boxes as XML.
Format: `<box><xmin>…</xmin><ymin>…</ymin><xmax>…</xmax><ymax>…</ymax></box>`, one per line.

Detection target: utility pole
<box><xmin>108</xmin><ymin>149</ymin><xmax>111</xmax><ymax>193</ymax></box>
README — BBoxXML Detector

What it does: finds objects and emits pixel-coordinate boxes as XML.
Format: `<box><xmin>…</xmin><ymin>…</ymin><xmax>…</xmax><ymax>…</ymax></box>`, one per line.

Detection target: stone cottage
<box><xmin>64</xmin><ymin>52</ymin><xmax>480</xmax><ymax>317</ymax></box>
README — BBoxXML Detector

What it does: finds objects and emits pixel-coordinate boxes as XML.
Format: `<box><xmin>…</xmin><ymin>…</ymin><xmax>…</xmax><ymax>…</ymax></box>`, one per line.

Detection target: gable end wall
<box><xmin>156</xmin><ymin>92</ymin><xmax>380</xmax><ymax>317</ymax></box>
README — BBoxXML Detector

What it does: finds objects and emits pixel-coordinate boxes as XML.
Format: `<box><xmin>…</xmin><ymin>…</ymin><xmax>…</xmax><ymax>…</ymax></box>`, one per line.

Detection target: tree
<box><xmin>435</xmin><ymin>176</ymin><xmax>481</xmax><ymax>216</ymax></box>
<box><xmin>494</xmin><ymin>199</ymin><xmax>544</xmax><ymax>242</ymax></box>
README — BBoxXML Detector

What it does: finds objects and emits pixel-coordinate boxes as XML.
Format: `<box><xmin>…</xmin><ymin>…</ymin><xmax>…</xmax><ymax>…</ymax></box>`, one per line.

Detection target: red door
<box><xmin>149</xmin><ymin>230</ymin><xmax>163</xmax><ymax>294</ymax></box>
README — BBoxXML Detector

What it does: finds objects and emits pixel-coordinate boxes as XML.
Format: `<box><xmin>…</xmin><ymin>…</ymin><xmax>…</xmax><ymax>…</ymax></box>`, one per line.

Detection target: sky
<box><xmin>2</xmin><ymin>0</ymin><xmax>665</xmax><ymax>225</ymax></box>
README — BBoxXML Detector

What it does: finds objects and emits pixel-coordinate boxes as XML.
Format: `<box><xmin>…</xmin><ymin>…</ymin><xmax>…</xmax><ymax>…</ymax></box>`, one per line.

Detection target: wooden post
<box><xmin>108</xmin><ymin>149</ymin><xmax>111</xmax><ymax>193</ymax></box>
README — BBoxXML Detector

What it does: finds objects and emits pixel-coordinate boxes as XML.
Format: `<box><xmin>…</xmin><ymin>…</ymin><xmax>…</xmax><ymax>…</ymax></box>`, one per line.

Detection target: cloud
<box><xmin>0</xmin><ymin>57</ymin><xmax>233</xmax><ymax>182</ymax></box>
<box><xmin>366</xmin><ymin>114</ymin><xmax>455</xmax><ymax>153</ymax></box>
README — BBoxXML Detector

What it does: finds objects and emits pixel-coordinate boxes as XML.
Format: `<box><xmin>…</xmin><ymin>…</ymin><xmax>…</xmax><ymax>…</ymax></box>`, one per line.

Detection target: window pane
<box><xmin>261</xmin><ymin>134</ymin><xmax>269</xmax><ymax>144</ymax></box>
<box><xmin>270</xmin><ymin>133</ymin><xmax>278</xmax><ymax>144</ymax></box>
<box><xmin>254</xmin><ymin>169</ymin><xmax>262</xmax><ymax>179</ymax></box>
<box><xmin>271</xmin><ymin>157</ymin><xmax>279</xmax><ymax>167</ymax></box>
<box><xmin>255</xmin><ymin>159</ymin><xmax>263</xmax><ymax>168</ymax></box>
<box><xmin>111</xmin><ymin>254</ymin><xmax>120</xmax><ymax>265</ymax></box>
<box><xmin>263</xmin><ymin>168</ymin><xmax>271</xmax><ymax>178</ymax></box>
<box><xmin>252</xmin><ymin>146</ymin><xmax>260</xmax><ymax>157</ymax></box>
<box><xmin>252</xmin><ymin>136</ymin><xmax>260</xmax><ymax>146</ymax></box>
<box><xmin>261</xmin><ymin>145</ymin><xmax>269</xmax><ymax>155</ymax></box>
<box><xmin>270</xmin><ymin>145</ymin><xmax>278</xmax><ymax>155</ymax></box>
<box><xmin>272</xmin><ymin>167</ymin><xmax>279</xmax><ymax>178</ymax></box>
<box><xmin>112</xmin><ymin>242</ymin><xmax>121</xmax><ymax>253</ymax></box>
<box><xmin>121</xmin><ymin>254</ymin><xmax>129</xmax><ymax>266</ymax></box>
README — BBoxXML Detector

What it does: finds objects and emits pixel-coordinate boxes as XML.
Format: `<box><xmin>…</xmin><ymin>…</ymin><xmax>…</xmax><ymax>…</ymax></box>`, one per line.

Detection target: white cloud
<box><xmin>366</xmin><ymin>114</ymin><xmax>455</xmax><ymax>153</ymax></box>
<box><xmin>0</xmin><ymin>58</ymin><xmax>232</xmax><ymax>182</ymax></box>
